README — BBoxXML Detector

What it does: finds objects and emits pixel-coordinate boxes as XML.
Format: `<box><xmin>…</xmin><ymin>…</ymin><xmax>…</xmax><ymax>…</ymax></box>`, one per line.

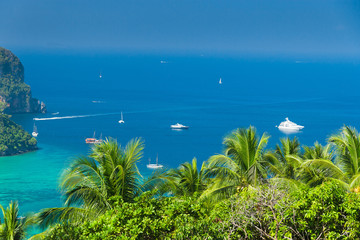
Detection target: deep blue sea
<box><xmin>2</xmin><ymin>51</ymin><xmax>360</xmax><ymax>215</ymax></box>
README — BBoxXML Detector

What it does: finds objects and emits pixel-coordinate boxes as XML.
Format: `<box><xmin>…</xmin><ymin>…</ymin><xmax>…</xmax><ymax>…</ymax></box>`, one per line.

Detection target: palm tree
<box><xmin>38</xmin><ymin>138</ymin><xmax>145</xmax><ymax>227</ymax></box>
<box><xmin>303</xmin><ymin>142</ymin><xmax>334</xmax><ymax>161</ymax></box>
<box><xmin>272</xmin><ymin>137</ymin><xmax>302</xmax><ymax>179</ymax></box>
<box><xmin>159</xmin><ymin>158</ymin><xmax>212</xmax><ymax>197</ymax></box>
<box><xmin>329</xmin><ymin>126</ymin><xmax>360</xmax><ymax>190</ymax></box>
<box><xmin>0</xmin><ymin>201</ymin><xmax>34</xmax><ymax>240</ymax></box>
<box><xmin>204</xmin><ymin>126</ymin><xmax>272</xmax><ymax>199</ymax></box>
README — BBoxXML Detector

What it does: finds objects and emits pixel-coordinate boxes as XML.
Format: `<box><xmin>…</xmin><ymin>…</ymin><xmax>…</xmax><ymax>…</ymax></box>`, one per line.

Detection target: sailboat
<box><xmin>32</xmin><ymin>123</ymin><xmax>38</xmax><ymax>137</ymax></box>
<box><xmin>85</xmin><ymin>131</ymin><xmax>103</xmax><ymax>144</ymax></box>
<box><xmin>147</xmin><ymin>154</ymin><xmax>163</xmax><ymax>169</ymax></box>
<box><xmin>118</xmin><ymin>112</ymin><xmax>125</xmax><ymax>124</ymax></box>
<box><xmin>99</xmin><ymin>72</ymin><xmax>102</xmax><ymax>79</ymax></box>
<box><xmin>219</xmin><ymin>77</ymin><xmax>222</xmax><ymax>84</ymax></box>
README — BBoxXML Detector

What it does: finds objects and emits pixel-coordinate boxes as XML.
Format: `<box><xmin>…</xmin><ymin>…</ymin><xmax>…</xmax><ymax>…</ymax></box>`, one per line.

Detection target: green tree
<box><xmin>205</xmin><ymin>126</ymin><xmax>272</xmax><ymax>199</ymax></box>
<box><xmin>0</xmin><ymin>201</ymin><xmax>34</xmax><ymax>240</ymax></box>
<box><xmin>38</xmin><ymin>138</ymin><xmax>146</xmax><ymax>227</ymax></box>
<box><xmin>329</xmin><ymin>126</ymin><xmax>360</xmax><ymax>191</ymax></box>
<box><xmin>159</xmin><ymin>158</ymin><xmax>213</xmax><ymax>198</ymax></box>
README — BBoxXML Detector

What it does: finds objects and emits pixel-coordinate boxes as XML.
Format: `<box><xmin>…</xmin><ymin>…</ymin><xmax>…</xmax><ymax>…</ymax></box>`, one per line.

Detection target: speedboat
<box><xmin>277</xmin><ymin>118</ymin><xmax>304</xmax><ymax>132</ymax></box>
<box><xmin>170</xmin><ymin>123</ymin><xmax>189</xmax><ymax>129</ymax></box>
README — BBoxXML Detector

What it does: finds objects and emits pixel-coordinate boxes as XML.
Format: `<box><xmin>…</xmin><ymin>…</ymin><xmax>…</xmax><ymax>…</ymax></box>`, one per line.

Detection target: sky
<box><xmin>1</xmin><ymin>0</ymin><xmax>360</xmax><ymax>56</ymax></box>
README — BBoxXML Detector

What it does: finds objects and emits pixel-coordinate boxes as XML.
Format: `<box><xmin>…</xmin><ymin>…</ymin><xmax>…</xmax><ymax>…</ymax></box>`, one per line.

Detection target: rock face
<box><xmin>0</xmin><ymin>47</ymin><xmax>46</xmax><ymax>113</ymax></box>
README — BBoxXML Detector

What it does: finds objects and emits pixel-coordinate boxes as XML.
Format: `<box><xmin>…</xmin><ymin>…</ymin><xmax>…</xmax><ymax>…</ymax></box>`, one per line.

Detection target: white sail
<box><xmin>118</xmin><ymin>112</ymin><xmax>125</xmax><ymax>123</ymax></box>
<box><xmin>32</xmin><ymin>123</ymin><xmax>38</xmax><ymax>137</ymax></box>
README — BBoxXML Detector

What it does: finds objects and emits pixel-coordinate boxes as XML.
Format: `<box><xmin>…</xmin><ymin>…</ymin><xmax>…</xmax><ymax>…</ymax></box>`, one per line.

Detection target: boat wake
<box><xmin>33</xmin><ymin>112</ymin><xmax>120</xmax><ymax>121</ymax></box>
<box><xmin>33</xmin><ymin>105</ymin><xmax>214</xmax><ymax>121</ymax></box>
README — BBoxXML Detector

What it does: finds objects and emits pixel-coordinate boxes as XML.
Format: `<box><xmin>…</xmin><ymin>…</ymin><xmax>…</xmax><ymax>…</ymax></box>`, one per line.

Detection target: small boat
<box><xmin>85</xmin><ymin>132</ymin><xmax>103</xmax><ymax>144</ymax></box>
<box><xmin>219</xmin><ymin>77</ymin><xmax>222</xmax><ymax>84</ymax></box>
<box><xmin>99</xmin><ymin>73</ymin><xmax>102</xmax><ymax>79</ymax></box>
<box><xmin>170</xmin><ymin>123</ymin><xmax>189</xmax><ymax>129</ymax></box>
<box><xmin>147</xmin><ymin>155</ymin><xmax>163</xmax><ymax>169</ymax></box>
<box><xmin>118</xmin><ymin>112</ymin><xmax>125</xmax><ymax>124</ymax></box>
<box><xmin>32</xmin><ymin>123</ymin><xmax>38</xmax><ymax>137</ymax></box>
<box><xmin>51</xmin><ymin>112</ymin><xmax>59</xmax><ymax>115</ymax></box>
<box><xmin>277</xmin><ymin>118</ymin><xmax>304</xmax><ymax>132</ymax></box>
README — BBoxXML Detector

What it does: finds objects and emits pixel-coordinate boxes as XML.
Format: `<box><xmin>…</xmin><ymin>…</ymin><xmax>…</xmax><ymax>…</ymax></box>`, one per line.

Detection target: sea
<box><xmin>2</xmin><ymin>51</ymin><xmax>360</xmax><ymax>215</ymax></box>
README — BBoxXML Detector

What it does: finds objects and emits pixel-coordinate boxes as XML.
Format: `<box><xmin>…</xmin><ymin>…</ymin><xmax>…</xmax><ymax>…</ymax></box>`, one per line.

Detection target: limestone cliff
<box><xmin>0</xmin><ymin>47</ymin><xmax>46</xmax><ymax>113</ymax></box>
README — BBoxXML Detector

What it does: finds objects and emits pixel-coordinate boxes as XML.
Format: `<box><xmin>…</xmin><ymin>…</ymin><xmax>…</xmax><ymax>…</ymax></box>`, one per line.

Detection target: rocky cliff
<box><xmin>0</xmin><ymin>47</ymin><xmax>46</xmax><ymax>113</ymax></box>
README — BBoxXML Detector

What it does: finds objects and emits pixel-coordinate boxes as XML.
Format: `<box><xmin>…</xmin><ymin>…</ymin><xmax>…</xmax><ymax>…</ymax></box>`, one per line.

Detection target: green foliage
<box><xmin>0</xmin><ymin>114</ymin><xmax>37</xmax><ymax>156</ymax></box>
<box><xmin>0</xmin><ymin>201</ymin><xmax>35</xmax><ymax>240</ymax></box>
<box><xmin>45</xmin><ymin>192</ymin><xmax>224</xmax><ymax>240</ymax></box>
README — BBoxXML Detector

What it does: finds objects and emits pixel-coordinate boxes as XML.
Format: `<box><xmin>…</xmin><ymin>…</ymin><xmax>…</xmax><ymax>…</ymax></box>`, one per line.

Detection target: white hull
<box><xmin>32</xmin><ymin>132</ymin><xmax>38</xmax><ymax>137</ymax></box>
<box><xmin>171</xmin><ymin>126</ymin><xmax>189</xmax><ymax>129</ymax></box>
<box><xmin>147</xmin><ymin>164</ymin><xmax>163</xmax><ymax>169</ymax></box>
<box><xmin>278</xmin><ymin>126</ymin><xmax>304</xmax><ymax>131</ymax></box>
<box><xmin>171</xmin><ymin>123</ymin><xmax>189</xmax><ymax>129</ymax></box>
<box><xmin>118</xmin><ymin>120</ymin><xmax>125</xmax><ymax>124</ymax></box>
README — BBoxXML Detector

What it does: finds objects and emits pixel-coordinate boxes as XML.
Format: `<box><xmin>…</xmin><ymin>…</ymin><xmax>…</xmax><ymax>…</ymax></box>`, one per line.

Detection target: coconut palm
<box><xmin>0</xmin><ymin>201</ymin><xmax>34</xmax><ymax>240</ymax></box>
<box><xmin>38</xmin><ymin>138</ymin><xmax>146</xmax><ymax>227</ymax></box>
<box><xmin>303</xmin><ymin>142</ymin><xmax>334</xmax><ymax>161</ymax></box>
<box><xmin>159</xmin><ymin>158</ymin><xmax>212</xmax><ymax>197</ymax></box>
<box><xmin>204</xmin><ymin>126</ymin><xmax>272</xmax><ymax>199</ymax></box>
<box><xmin>329</xmin><ymin>126</ymin><xmax>360</xmax><ymax>190</ymax></box>
<box><xmin>271</xmin><ymin>137</ymin><xmax>302</xmax><ymax>179</ymax></box>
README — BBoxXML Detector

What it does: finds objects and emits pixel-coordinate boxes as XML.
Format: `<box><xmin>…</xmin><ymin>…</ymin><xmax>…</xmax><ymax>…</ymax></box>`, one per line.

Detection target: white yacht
<box><xmin>219</xmin><ymin>77</ymin><xmax>222</xmax><ymax>84</ymax></box>
<box><xmin>170</xmin><ymin>123</ymin><xmax>189</xmax><ymax>129</ymax></box>
<box><xmin>32</xmin><ymin>123</ymin><xmax>38</xmax><ymax>137</ymax></box>
<box><xmin>147</xmin><ymin>155</ymin><xmax>163</xmax><ymax>169</ymax></box>
<box><xmin>277</xmin><ymin>118</ymin><xmax>304</xmax><ymax>132</ymax></box>
<box><xmin>118</xmin><ymin>112</ymin><xmax>125</xmax><ymax>124</ymax></box>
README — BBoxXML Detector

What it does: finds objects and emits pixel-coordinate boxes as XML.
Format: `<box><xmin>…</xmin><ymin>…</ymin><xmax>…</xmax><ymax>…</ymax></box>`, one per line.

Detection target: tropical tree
<box><xmin>159</xmin><ymin>158</ymin><xmax>212</xmax><ymax>197</ymax></box>
<box><xmin>0</xmin><ymin>201</ymin><xmax>34</xmax><ymax>240</ymax></box>
<box><xmin>329</xmin><ymin>126</ymin><xmax>360</xmax><ymax>190</ymax></box>
<box><xmin>37</xmin><ymin>138</ymin><xmax>146</xmax><ymax>227</ymax></box>
<box><xmin>204</xmin><ymin>126</ymin><xmax>272</xmax><ymax>199</ymax></box>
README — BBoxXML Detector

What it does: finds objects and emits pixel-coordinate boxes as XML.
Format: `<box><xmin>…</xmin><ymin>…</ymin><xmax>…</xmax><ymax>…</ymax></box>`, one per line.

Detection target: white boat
<box><xmin>219</xmin><ymin>77</ymin><xmax>222</xmax><ymax>84</ymax></box>
<box><xmin>277</xmin><ymin>118</ymin><xmax>304</xmax><ymax>132</ymax></box>
<box><xmin>118</xmin><ymin>112</ymin><xmax>125</xmax><ymax>124</ymax></box>
<box><xmin>147</xmin><ymin>155</ymin><xmax>163</xmax><ymax>169</ymax></box>
<box><xmin>170</xmin><ymin>123</ymin><xmax>189</xmax><ymax>129</ymax></box>
<box><xmin>32</xmin><ymin>123</ymin><xmax>38</xmax><ymax>137</ymax></box>
<box><xmin>99</xmin><ymin>73</ymin><xmax>102</xmax><ymax>78</ymax></box>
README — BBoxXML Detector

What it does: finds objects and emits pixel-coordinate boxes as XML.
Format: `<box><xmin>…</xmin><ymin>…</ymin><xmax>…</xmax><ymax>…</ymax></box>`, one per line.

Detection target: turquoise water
<box><xmin>2</xmin><ymin>52</ymin><xmax>360</xmax><ymax>214</ymax></box>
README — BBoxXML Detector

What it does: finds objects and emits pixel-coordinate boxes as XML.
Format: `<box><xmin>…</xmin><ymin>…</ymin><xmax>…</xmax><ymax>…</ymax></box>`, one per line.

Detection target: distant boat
<box><xmin>170</xmin><ymin>123</ymin><xmax>189</xmax><ymax>129</ymax></box>
<box><xmin>147</xmin><ymin>154</ymin><xmax>163</xmax><ymax>169</ymax></box>
<box><xmin>118</xmin><ymin>112</ymin><xmax>125</xmax><ymax>124</ymax></box>
<box><xmin>99</xmin><ymin>73</ymin><xmax>102</xmax><ymax>78</ymax></box>
<box><xmin>51</xmin><ymin>112</ymin><xmax>59</xmax><ymax>115</ymax></box>
<box><xmin>160</xmin><ymin>60</ymin><xmax>167</xmax><ymax>64</ymax></box>
<box><xmin>85</xmin><ymin>132</ymin><xmax>103</xmax><ymax>144</ymax></box>
<box><xmin>276</xmin><ymin>118</ymin><xmax>304</xmax><ymax>133</ymax></box>
<box><xmin>219</xmin><ymin>77</ymin><xmax>222</xmax><ymax>84</ymax></box>
<box><xmin>32</xmin><ymin>123</ymin><xmax>38</xmax><ymax>137</ymax></box>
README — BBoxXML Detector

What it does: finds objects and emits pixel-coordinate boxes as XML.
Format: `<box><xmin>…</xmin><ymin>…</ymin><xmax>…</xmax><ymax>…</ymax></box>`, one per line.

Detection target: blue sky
<box><xmin>1</xmin><ymin>0</ymin><xmax>360</xmax><ymax>56</ymax></box>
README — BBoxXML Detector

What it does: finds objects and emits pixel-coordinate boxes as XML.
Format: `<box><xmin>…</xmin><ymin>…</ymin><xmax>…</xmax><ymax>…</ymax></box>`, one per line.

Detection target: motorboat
<box><xmin>32</xmin><ymin>123</ymin><xmax>38</xmax><ymax>137</ymax></box>
<box><xmin>147</xmin><ymin>155</ymin><xmax>163</xmax><ymax>169</ymax></box>
<box><xmin>219</xmin><ymin>77</ymin><xmax>222</xmax><ymax>84</ymax></box>
<box><xmin>277</xmin><ymin>118</ymin><xmax>304</xmax><ymax>132</ymax></box>
<box><xmin>170</xmin><ymin>123</ymin><xmax>189</xmax><ymax>129</ymax></box>
<box><xmin>118</xmin><ymin>112</ymin><xmax>125</xmax><ymax>124</ymax></box>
